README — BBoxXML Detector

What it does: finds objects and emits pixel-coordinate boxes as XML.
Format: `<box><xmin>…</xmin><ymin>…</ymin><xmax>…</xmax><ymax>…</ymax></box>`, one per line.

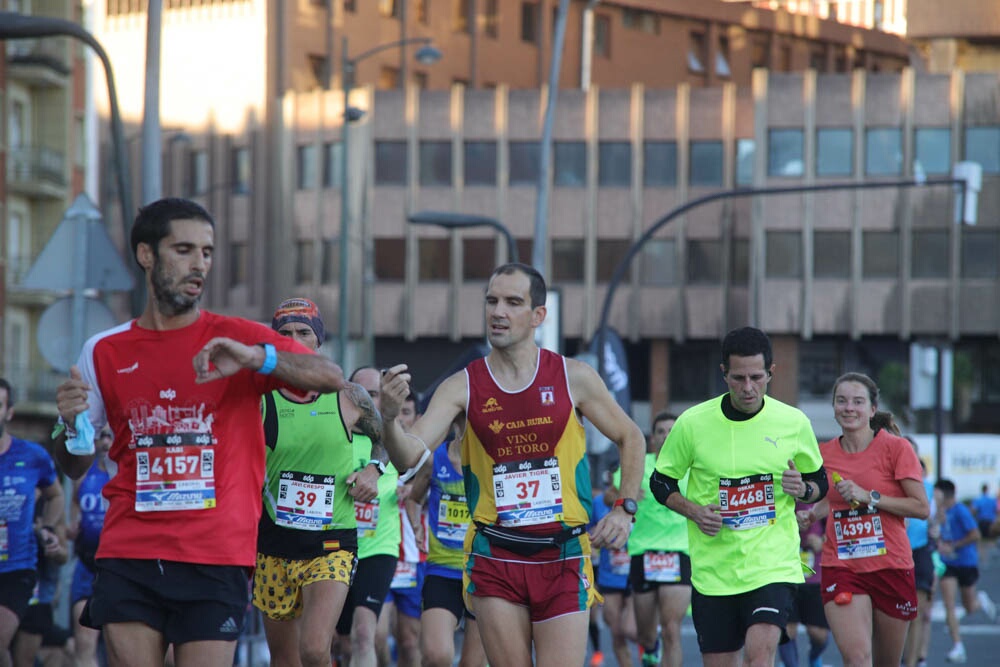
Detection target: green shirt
<box><xmin>616</xmin><ymin>453</ymin><xmax>689</xmax><ymax>556</ymax></box>
<box><xmin>655</xmin><ymin>395</ymin><xmax>821</xmax><ymax>595</ymax></box>
<box><xmin>353</xmin><ymin>435</ymin><xmax>402</xmax><ymax>559</ymax></box>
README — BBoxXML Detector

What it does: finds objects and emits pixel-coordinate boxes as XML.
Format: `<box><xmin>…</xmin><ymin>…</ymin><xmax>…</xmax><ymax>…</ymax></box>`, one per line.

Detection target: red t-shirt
<box><xmin>79</xmin><ymin>311</ymin><xmax>306</xmax><ymax>566</ymax></box>
<box><xmin>820</xmin><ymin>430</ymin><xmax>923</xmax><ymax>573</ymax></box>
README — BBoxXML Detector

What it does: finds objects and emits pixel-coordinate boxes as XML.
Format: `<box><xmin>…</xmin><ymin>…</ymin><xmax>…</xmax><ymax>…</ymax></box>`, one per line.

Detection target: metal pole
<box><xmin>531</xmin><ymin>0</ymin><xmax>570</xmax><ymax>277</ymax></box>
<box><xmin>141</xmin><ymin>1</ymin><xmax>163</xmax><ymax>208</ymax></box>
<box><xmin>337</xmin><ymin>36</ymin><xmax>352</xmax><ymax>364</ymax></box>
<box><xmin>399</xmin><ymin>0</ymin><xmax>407</xmax><ymax>89</ymax></box>
<box><xmin>934</xmin><ymin>342</ymin><xmax>944</xmax><ymax>482</ymax></box>
<box><xmin>594</xmin><ymin>178</ymin><xmax>968</xmax><ymax>380</ymax></box>
<box><xmin>0</xmin><ymin>13</ymin><xmax>140</xmax><ymax>316</ymax></box>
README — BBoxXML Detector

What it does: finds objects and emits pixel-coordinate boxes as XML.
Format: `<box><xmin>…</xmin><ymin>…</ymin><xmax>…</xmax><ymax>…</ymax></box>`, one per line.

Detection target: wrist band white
<box><xmin>397</xmin><ymin>436</ymin><xmax>432</xmax><ymax>484</ymax></box>
<box><xmin>258</xmin><ymin>343</ymin><xmax>278</xmax><ymax>375</ymax></box>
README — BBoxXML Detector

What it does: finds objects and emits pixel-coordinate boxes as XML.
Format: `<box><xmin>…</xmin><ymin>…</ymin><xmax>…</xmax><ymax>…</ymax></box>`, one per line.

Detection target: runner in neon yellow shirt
<box><xmin>650</xmin><ymin>327</ymin><xmax>827</xmax><ymax>667</ymax></box>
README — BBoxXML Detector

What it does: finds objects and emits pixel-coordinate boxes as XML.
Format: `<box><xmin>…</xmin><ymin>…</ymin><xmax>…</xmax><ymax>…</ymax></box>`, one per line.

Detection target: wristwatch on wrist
<box><xmin>368</xmin><ymin>459</ymin><xmax>387</xmax><ymax>476</ymax></box>
<box><xmin>799</xmin><ymin>482</ymin><xmax>814</xmax><ymax>502</ymax></box>
<box><xmin>613</xmin><ymin>497</ymin><xmax>638</xmax><ymax>517</ymax></box>
<box><xmin>868</xmin><ymin>489</ymin><xmax>882</xmax><ymax>509</ymax></box>
<box><xmin>51</xmin><ymin>416</ymin><xmax>77</xmax><ymax>440</ymax></box>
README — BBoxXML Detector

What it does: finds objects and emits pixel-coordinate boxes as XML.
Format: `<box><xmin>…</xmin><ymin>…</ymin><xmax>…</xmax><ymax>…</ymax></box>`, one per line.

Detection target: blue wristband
<box><xmin>258</xmin><ymin>343</ymin><xmax>278</xmax><ymax>375</ymax></box>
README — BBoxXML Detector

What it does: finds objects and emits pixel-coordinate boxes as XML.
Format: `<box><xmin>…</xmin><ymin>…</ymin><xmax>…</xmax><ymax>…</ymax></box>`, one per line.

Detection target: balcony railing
<box><xmin>5</xmin><ymin>38</ymin><xmax>70</xmax><ymax>77</ymax></box>
<box><xmin>8</xmin><ymin>146</ymin><xmax>67</xmax><ymax>192</ymax></box>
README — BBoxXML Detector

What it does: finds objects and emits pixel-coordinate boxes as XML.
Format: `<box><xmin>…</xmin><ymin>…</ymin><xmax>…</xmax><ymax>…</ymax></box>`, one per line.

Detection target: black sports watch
<box><xmin>614</xmin><ymin>497</ymin><xmax>638</xmax><ymax>516</ymax></box>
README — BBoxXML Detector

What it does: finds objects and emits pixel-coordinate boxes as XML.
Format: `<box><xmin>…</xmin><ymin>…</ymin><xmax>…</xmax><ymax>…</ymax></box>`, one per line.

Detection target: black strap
<box><xmin>262</xmin><ymin>392</ymin><xmax>278</xmax><ymax>451</ymax></box>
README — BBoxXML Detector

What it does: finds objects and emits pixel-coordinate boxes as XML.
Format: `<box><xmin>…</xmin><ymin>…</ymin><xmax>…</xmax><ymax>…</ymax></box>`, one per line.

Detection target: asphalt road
<box><xmin>584</xmin><ymin>544</ymin><xmax>1000</xmax><ymax>667</ymax></box>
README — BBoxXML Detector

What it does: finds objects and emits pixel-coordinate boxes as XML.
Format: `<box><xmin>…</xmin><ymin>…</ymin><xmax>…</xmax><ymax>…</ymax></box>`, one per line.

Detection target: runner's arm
<box><xmin>382</xmin><ymin>368</ymin><xmax>465</xmax><ymax>473</ymax></box>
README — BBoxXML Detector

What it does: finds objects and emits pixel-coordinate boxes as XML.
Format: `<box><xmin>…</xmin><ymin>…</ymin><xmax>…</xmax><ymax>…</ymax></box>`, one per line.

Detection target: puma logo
<box><xmin>764</xmin><ymin>436</ymin><xmax>779</xmax><ymax>448</ymax></box>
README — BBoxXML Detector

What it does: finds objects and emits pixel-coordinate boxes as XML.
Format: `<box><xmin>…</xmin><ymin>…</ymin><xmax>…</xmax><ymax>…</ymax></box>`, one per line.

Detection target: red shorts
<box><xmin>821</xmin><ymin>567</ymin><xmax>917</xmax><ymax>620</ymax></box>
<box><xmin>464</xmin><ymin>554</ymin><xmax>599</xmax><ymax>623</ymax></box>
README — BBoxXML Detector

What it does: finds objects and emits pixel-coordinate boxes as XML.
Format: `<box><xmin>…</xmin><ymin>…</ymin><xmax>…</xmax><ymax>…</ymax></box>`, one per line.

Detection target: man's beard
<box><xmin>150</xmin><ymin>260</ymin><xmax>202</xmax><ymax>317</ymax></box>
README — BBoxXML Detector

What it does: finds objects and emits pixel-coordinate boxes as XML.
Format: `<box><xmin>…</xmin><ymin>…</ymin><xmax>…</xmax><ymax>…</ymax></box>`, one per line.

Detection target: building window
<box><xmin>765</xmin><ymin>231</ymin><xmax>802</xmax><ymax>278</ymax></box>
<box><xmin>453</xmin><ymin>0</ymin><xmax>470</xmax><ymax>32</ymax></box>
<box><xmin>670</xmin><ymin>342</ymin><xmax>725</xmax><ymax>400</ymax></box>
<box><xmin>622</xmin><ymin>8</ymin><xmax>658</xmax><ymax>34</ymax></box>
<box><xmin>964</xmin><ymin>126</ymin><xmax>1000</xmax><ymax>173</ymax></box>
<box><xmin>690</xmin><ymin>141</ymin><xmax>723</xmax><ymax>186</ymax></box>
<box><xmin>814</xmin><ymin>231</ymin><xmax>851</xmax><ymax>278</ymax></box>
<box><xmin>375</xmin><ymin>141</ymin><xmax>407</xmax><ymax>185</ymax></box>
<box><xmin>598</xmin><ymin>141</ymin><xmax>630</xmax><ymax>187</ymax></box>
<box><xmin>716</xmin><ymin>36</ymin><xmax>732</xmax><ymax>78</ymax></box>
<box><xmin>594</xmin><ymin>15</ymin><xmax>611</xmax><ymax>58</ymax></box>
<box><xmin>731</xmin><ymin>238</ymin><xmax>750</xmax><ymax>285</ymax></box>
<box><xmin>751</xmin><ymin>35</ymin><xmax>770</xmax><ymax>68</ymax></box>
<box><xmin>779</xmin><ymin>44</ymin><xmax>792</xmax><ymax>72</ymax></box>
<box><xmin>521</xmin><ymin>2</ymin><xmax>539</xmax><ymax>43</ymax></box>
<box><xmin>961</xmin><ymin>230</ymin><xmax>999</xmax><ymax>279</ymax></box>
<box><xmin>323</xmin><ymin>141</ymin><xmax>343</xmax><ymax>188</ymax></box>
<box><xmin>817</xmin><ymin>128</ymin><xmax>853</xmax><ymax>177</ymax></box>
<box><xmin>736</xmin><ymin>139</ymin><xmax>755</xmax><ymax>186</ymax></box>
<box><xmin>412</xmin><ymin>71</ymin><xmax>429</xmax><ymax>88</ymax></box>
<box><xmin>420</xmin><ymin>141</ymin><xmax>452</xmax><ymax>186</ymax></box>
<box><xmin>321</xmin><ymin>239</ymin><xmax>339</xmax><ymax>283</ymax></box>
<box><xmin>464</xmin><ymin>141</ymin><xmax>497</xmax><ymax>186</ymax></box>
<box><xmin>297</xmin><ymin>144</ymin><xmax>318</xmax><ymax>190</ymax></box>
<box><xmin>188</xmin><ymin>150</ymin><xmax>208</xmax><ymax>196</ymax></box>
<box><xmin>639</xmin><ymin>238</ymin><xmax>677</xmax><ymax>286</ymax></box>
<box><xmin>295</xmin><ymin>240</ymin><xmax>315</xmax><ymax>284</ymax></box>
<box><xmin>415</xmin><ymin>0</ymin><xmax>427</xmax><ymax>23</ymax></box>
<box><xmin>644</xmin><ymin>141</ymin><xmax>677</xmax><ymax>187</ymax></box>
<box><xmin>912</xmin><ymin>230</ymin><xmax>949</xmax><ymax>279</ymax></box>
<box><xmin>375</xmin><ymin>239</ymin><xmax>405</xmax><ymax>281</ymax></box>
<box><xmin>552</xmin><ymin>239</ymin><xmax>584</xmax><ymax>282</ymax></box>
<box><xmin>231</xmin><ymin>146</ymin><xmax>251</xmax><ymax>194</ymax></box>
<box><xmin>509</xmin><ymin>141</ymin><xmax>540</xmax><ymax>185</ymax></box>
<box><xmin>768</xmin><ymin>129</ymin><xmax>804</xmax><ymax>177</ymax></box>
<box><xmin>463</xmin><ymin>238</ymin><xmax>496</xmax><ymax>280</ymax></box>
<box><xmin>809</xmin><ymin>48</ymin><xmax>826</xmax><ymax>71</ymax></box>
<box><xmin>344</xmin><ymin>0</ymin><xmax>356</xmax><ymax>12</ymax></box>
<box><xmin>484</xmin><ymin>0</ymin><xmax>499</xmax><ymax>38</ymax></box>
<box><xmin>596</xmin><ymin>240</ymin><xmax>630</xmax><ymax>281</ymax></box>
<box><xmin>419</xmin><ymin>238</ymin><xmax>451</xmax><ymax>281</ymax></box>
<box><xmin>915</xmin><ymin>128</ymin><xmax>951</xmax><ymax>176</ymax></box>
<box><xmin>379</xmin><ymin>66</ymin><xmax>400</xmax><ymax>89</ymax></box>
<box><xmin>862</xmin><ymin>231</ymin><xmax>899</xmax><ymax>278</ymax></box>
<box><xmin>229</xmin><ymin>241</ymin><xmax>248</xmax><ymax>285</ymax></box>
<box><xmin>687</xmin><ymin>239</ymin><xmax>722</xmax><ymax>283</ymax></box>
<box><xmin>865</xmin><ymin>128</ymin><xmax>902</xmax><ymax>176</ymax></box>
<box><xmin>378</xmin><ymin>0</ymin><xmax>398</xmax><ymax>18</ymax></box>
<box><xmin>554</xmin><ymin>141</ymin><xmax>587</xmax><ymax>187</ymax></box>
<box><xmin>687</xmin><ymin>32</ymin><xmax>707</xmax><ymax>74</ymax></box>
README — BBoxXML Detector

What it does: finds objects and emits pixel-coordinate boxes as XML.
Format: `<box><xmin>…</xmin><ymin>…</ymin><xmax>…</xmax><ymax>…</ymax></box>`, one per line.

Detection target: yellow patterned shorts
<box><xmin>252</xmin><ymin>550</ymin><xmax>356</xmax><ymax>621</ymax></box>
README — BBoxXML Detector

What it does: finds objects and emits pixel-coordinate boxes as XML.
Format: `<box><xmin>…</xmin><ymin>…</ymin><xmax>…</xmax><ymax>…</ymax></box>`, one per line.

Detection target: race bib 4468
<box><xmin>718</xmin><ymin>474</ymin><xmax>776</xmax><ymax>531</ymax></box>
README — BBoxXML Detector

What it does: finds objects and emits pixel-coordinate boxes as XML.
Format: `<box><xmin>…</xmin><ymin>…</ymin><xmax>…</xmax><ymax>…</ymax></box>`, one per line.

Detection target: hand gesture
<box><xmin>56</xmin><ymin>366</ymin><xmax>90</xmax><ymax>423</ymax></box>
<box><xmin>346</xmin><ymin>466</ymin><xmax>380</xmax><ymax>502</ymax></box>
<box><xmin>691</xmin><ymin>503</ymin><xmax>724</xmax><ymax>537</ymax></box>
<box><xmin>589</xmin><ymin>508</ymin><xmax>633</xmax><ymax>550</ymax></box>
<box><xmin>833</xmin><ymin>476</ymin><xmax>868</xmax><ymax>508</ymax></box>
<box><xmin>796</xmin><ymin>509</ymin><xmax>815</xmax><ymax>531</ymax></box>
<box><xmin>379</xmin><ymin>364</ymin><xmax>411</xmax><ymax>422</ymax></box>
<box><xmin>781</xmin><ymin>459</ymin><xmax>806</xmax><ymax>500</ymax></box>
<box><xmin>193</xmin><ymin>337</ymin><xmax>260</xmax><ymax>383</ymax></box>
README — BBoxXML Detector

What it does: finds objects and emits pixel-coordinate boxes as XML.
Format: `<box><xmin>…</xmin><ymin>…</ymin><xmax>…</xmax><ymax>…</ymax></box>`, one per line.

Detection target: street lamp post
<box><xmin>407</xmin><ymin>211</ymin><xmax>519</xmax><ymax>263</ymax></box>
<box><xmin>337</xmin><ymin>36</ymin><xmax>441</xmax><ymax>363</ymax></box>
<box><xmin>0</xmin><ymin>12</ymin><xmax>141</xmax><ymax>315</ymax></box>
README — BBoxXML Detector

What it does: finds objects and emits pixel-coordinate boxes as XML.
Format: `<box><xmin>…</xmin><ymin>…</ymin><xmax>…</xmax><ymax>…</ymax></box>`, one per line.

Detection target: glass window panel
<box><xmin>420</xmin><ymin>141</ymin><xmax>452</xmax><ymax>186</ymax></box>
<box><xmin>912</xmin><ymin>230</ymin><xmax>949</xmax><ymax>279</ymax></box>
<box><xmin>552</xmin><ymin>239</ymin><xmax>585</xmax><ymax>283</ymax></box>
<box><xmin>463</xmin><ymin>238</ymin><xmax>496</xmax><ymax>280</ymax></box>
<box><xmin>862</xmin><ymin>230</ymin><xmax>899</xmax><ymax>277</ymax></box>
<box><xmin>766</xmin><ymin>231</ymin><xmax>802</xmax><ymax>278</ymax></box>
<box><xmin>554</xmin><ymin>141</ymin><xmax>587</xmax><ymax>187</ymax></box>
<box><xmin>596</xmin><ymin>240</ymin><xmax>630</xmax><ymax>282</ymax></box>
<box><xmin>598</xmin><ymin>141</ymin><xmax>631</xmax><ymax>187</ymax></box>
<box><xmin>865</xmin><ymin>128</ymin><xmax>903</xmax><ymax>176</ymax></box>
<box><xmin>295</xmin><ymin>240</ymin><xmax>314</xmax><ymax>283</ymax></box>
<box><xmin>375</xmin><ymin>238</ymin><xmax>405</xmax><ymax>280</ymax></box>
<box><xmin>915</xmin><ymin>128</ymin><xmax>951</xmax><ymax>176</ymax></box>
<box><xmin>687</xmin><ymin>239</ymin><xmax>721</xmax><ymax>283</ymax></box>
<box><xmin>961</xmin><ymin>230</ymin><xmax>999</xmax><ymax>279</ymax></box>
<box><xmin>189</xmin><ymin>150</ymin><xmax>208</xmax><ymax>196</ymax></box>
<box><xmin>297</xmin><ymin>145</ymin><xmax>318</xmax><ymax>190</ymax></box>
<box><xmin>639</xmin><ymin>238</ymin><xmax>676</xmax><ymax>286</ymax></box>
<box><xmin>690</xmin><ymin>141</ymin><xmax>723</xmax><ymax>186</ymax></box>
<box><xmin>768</xmin><ymin>129</ymin><xmax>804</xmax><ymax>177</ymax></box>
<box><xmin>464</xmin><ymin>141</ymin><xmax>497</xmax><ymax>185</ymax></box>
<box><xmin>964</xmin><ymin>126</ymin><xmax>1000</xmax><ymax>174</ymax></box>
<box><xmin>321</xmin><ymin>239</ymin><xmax>339</xmax><ymax>283</ymax></box>
<box><xmin>323</xmin><ymin>141</ymin><xmax>343</xmax><ymax>188</ymax></box>
<box><xmin>229</xmin><ymin>242</ymin><xmax>247</xmax><ymax>285</ymax></box>
<box><xmin>509</xmin><ymin>141</ymin><xmax>540</xmax><ymax>185</ymax></box>
<box><xmin>594</xmin><ymin>15</ymin><xmax>611</xmax><ymax>58</ymax></box>
<box><xmin>731</xmin><ymin>238</ymin><xmax>749</xmax><ymax>284</ymax></box>
<box><xmin>736</xmin><ymin>139</ymin><xmax>755</xmax><ymax>186</ymax></box>
<box><xmin>520</xmin><ymin>2</ymin><xmax>539</xmax><ymax>43</ymax></box>
<box><xmin>418</xmin><ymin>238</ymin><xmax>450</xmax><ymax>280</ymax></box>
<box><xmin>375</xmin><ymin>141</ymin><xmax>407</xmax><ymax>185</ymax></box>
<box><xmin>643</xmin><ymin>141</ymin><xmax>677</xmax><ymax>187</ymax></box>
<box><xmin>814</xmin><ymin>231</ymin><xmax>850</xmax><ymax>278</ymax></box>
<box><xmin>231</xmin><ymin>147</ymin><xmax>251</xmax><ymax>194</ymax></box>
<box><xmin>817</xmin><ymin>128</ymin><xmax>853</xmax><ymax>177</ymax></box>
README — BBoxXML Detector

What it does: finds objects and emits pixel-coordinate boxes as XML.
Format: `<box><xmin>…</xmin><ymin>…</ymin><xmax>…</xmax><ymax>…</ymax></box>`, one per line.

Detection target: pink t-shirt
<box><xmin>820</xmin><ymin>429</ymin><xmax>923</xmax><ymax>573</ymax></box>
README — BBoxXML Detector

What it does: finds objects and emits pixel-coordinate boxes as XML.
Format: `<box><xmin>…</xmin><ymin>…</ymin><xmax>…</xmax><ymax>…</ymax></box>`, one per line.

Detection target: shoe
<box><xmin>641</xmin><ymin>639</ymin><xmax>661</xmax><ymax>666</ymax></box>
<box><xmin>978</xmin><ymin>590</ymin><xmax>997</xmax><ymax>622</ymax></box>
<box><xmin>946</xmin><ymin>643</ymin><xmax>967</xmax><ymax>663</ymax></box>
<box><xmin>589</xmin><ymin>650</ymin><xmax>604</xmax><ymax>667</ymax></box>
